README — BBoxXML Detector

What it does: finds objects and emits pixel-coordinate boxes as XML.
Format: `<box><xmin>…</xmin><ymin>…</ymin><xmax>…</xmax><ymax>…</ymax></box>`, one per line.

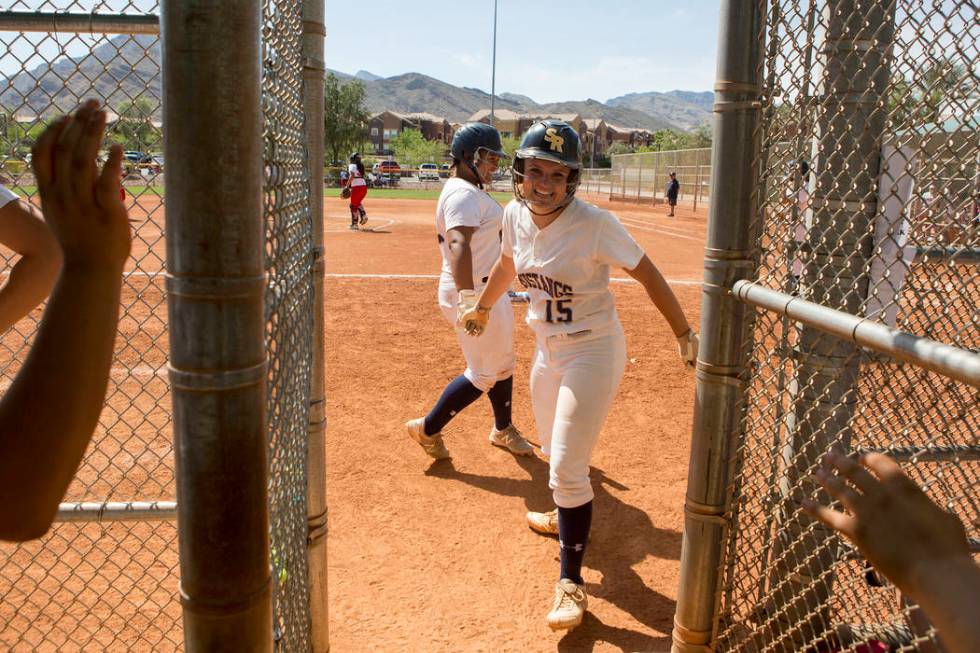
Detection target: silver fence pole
<box><xmin>671</xmin><ymin>2</ymin><xmax>764</xmax><ymax>651</ymax></box>
<box><xmin>163</xmin><ymin>3</ymin><xmax>272</xmax><ymax>651</ymax></box>
<box><xmin>764</xmin><ymin>2</ymin><xmax>896</xmax><ymax>648</ymax></box>
<box><xmin>733</xmin><ymin>281</ymin><xmax>980</xmax><ymax>387</ymax></box>
<box><xmin>694</xmin><ymin>163</ymin><xmax>701</xmax><ymax>211</ymax></box>
<box><xmin>637</xmin><ymin>160</ymin><xmax>643</xmax><ymax>201</ymax></box>
<box><xmin>302</xmin><ymin>0</ymin><xmax>329</xmax><ymax>649</ymax></box>
<box><xmin>0</xmin><ymin>10</ymin><xmax>159</xmax><ymax>34</ymax></box>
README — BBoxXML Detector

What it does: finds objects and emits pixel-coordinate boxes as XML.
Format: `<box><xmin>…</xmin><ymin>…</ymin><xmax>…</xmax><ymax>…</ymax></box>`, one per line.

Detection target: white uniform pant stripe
<box><xmin>530</xmin><ymin>324</ymin><xmax>627</xmax><ymax>509</ymax></box>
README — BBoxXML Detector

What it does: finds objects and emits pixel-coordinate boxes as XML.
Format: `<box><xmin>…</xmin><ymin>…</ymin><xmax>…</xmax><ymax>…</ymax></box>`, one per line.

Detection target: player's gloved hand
<box><xmin>457</xmin><ymin>291</ymin><xmax>490</xmax><ymax>337</ymax></box>
<box><xmin>456</xmin><ymin>289</ymin><xmax>477</xmax><ymax>324</ymax></box>
<box><xmin>677</xmin><ymin>329</ymin><xmax>699</xmax><ymax>367</ymax></box>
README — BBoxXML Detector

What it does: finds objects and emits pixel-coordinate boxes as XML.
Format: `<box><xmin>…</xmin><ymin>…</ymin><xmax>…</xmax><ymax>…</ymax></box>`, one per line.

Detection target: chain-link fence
<box><xmin>580</xmin><ymin>148</ymin><xmax>712</xmax><ymax>208</ymax></box>
<box><xmin>262</xmin><ymin>0</ymin><xmax>315</xmax><ymax>647</ymax></box>
<box><xmin>0</xmin><ymin>2</ymin><xmax>319</xmax><ymax>650</ymax></box>
<box><xmin>674</xmin><ymin>2</ymin><xmax>979</xmax><ymax>652</ymax></box>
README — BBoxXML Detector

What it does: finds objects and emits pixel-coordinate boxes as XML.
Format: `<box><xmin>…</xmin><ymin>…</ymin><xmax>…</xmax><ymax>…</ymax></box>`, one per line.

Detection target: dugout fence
<box><xmin>672</xmin><ymin>2</ymin><xmax>979</xmax><ymax>652</ymax></box>
<box><xmin>0</xmin><ymin>1</ymin><xmax>325</xmax><ymax>651</ymax></box>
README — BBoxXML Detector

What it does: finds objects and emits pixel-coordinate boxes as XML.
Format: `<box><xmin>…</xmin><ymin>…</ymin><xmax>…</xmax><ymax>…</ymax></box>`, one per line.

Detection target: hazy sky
<box><xmin>324</xmin><ymin>1</ymin><xmax>721</xmax><ymax>102</ymax></box>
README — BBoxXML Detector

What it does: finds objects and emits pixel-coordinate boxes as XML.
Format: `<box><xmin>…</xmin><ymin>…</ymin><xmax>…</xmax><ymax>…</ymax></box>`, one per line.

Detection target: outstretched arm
<box><xmin>460</xmin><ymin>253</ymin><xmax>516</xmax><ymax>336</ymax></box>
<box><xmin>0</xmin><ymin>196</ymin><xmax>63</xmax><ymax>331</ymax></box>
<box><xmin>804</xmin><ymin>452</ymin><xmax>980</xmax><ymax>653</ymax></box>
<box><xmin>0</xmin><ymin>100</ymin><xmax>132</xmax><ymax>542</ymax></box>
<box><xmin>625</xmin><ymin>254</ymin><xmax>698</xmax><ymax>365</ymax></box>
<box><xmin>625</xmin><ymin>254</ymin><xmax>690</xmax><ymax>337</ymax></box>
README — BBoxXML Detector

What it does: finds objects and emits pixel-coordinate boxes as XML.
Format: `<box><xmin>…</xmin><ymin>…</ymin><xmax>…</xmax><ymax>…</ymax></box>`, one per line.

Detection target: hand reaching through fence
<box><xmin>0</xmin><ymin>100</ymin><xmax>131</xmax><ymax>542</ymax></box>
<box><xmin>803</xmin><ymin>451</ymin><xmax>980</xmax><ymax>653</ymax></box>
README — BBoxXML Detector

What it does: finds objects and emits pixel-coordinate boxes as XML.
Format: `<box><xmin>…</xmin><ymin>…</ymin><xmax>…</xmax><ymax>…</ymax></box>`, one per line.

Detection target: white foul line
<box><xmin>617</xmin><ymin>217</ymin><xmax>703</xmax><ymax>242</ymax></box>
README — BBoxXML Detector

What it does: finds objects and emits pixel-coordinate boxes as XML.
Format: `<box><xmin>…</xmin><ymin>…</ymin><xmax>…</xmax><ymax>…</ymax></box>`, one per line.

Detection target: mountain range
<box><xmin>0</xmin><ymin>35</ymin><xmax>712</xmax><ymax>132</ymax></box>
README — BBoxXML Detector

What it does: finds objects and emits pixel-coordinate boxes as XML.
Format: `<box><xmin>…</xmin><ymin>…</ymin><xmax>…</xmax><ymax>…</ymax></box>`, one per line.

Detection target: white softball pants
<box><xmin>438</xmin><ymin>289</ymin><xmax>515</xmax><ymax>392</ymax></box>
<box><xmin>530</xmin><ymin>322</ymin><xmax>627</xmax><ymax>509</ymax></box>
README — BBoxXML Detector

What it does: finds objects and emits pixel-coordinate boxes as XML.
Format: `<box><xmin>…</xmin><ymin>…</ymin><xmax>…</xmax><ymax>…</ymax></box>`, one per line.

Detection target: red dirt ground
<box><xmin>0</xmin><ymin>192</ymin><xmax>708</xmax><ymax>652</ymax></box>
<box><xmin>323</xmin><ymin>193</ymin><xmax>707</xmax><ymax>652</ymax></box>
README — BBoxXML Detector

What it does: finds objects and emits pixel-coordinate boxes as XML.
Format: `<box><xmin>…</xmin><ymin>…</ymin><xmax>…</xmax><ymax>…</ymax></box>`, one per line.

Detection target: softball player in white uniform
<box><xmin>461</xmin><ymin>120</ymin><xmax>699</xmax><ymax>630</ymax></box>
<box><xmin>405</xmin><ymin>123</ymin><xmax>533</xmax><ymax>460</ymax></box>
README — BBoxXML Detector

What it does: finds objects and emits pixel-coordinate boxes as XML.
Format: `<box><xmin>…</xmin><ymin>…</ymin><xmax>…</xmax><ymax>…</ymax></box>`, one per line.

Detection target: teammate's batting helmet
<box><xmin>451</xmin><ymin>122</ymin><xmax>506</xmax><ymax>163</ymax></box>
<box><xmin>512</xmin><ymin>120</ymin><xmax>582</xmax><ymax>210</ymax></box>
<box><xmin>450</xmin><ymin>122</ymin><xmax>505</xmax><ymax>190</ymax></box>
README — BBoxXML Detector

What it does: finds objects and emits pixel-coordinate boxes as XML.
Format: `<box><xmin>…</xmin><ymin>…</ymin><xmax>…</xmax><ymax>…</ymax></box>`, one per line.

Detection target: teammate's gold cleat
<box><xmin>546</xmin><ymin>579</ymin><xmax>587</xmax><ymax>631</ymax></box>
<box><xmin>405</xmin><ymin>418</ymin><xmax>451</xmax><ymax>460</ymax></box>
<box><xmin>489</xmin><ymin>424</ymin><xmax>534</xmax><ymax>456</ymax></box>
<box><xmin>526</xmin><ymin>508</ymin><xmax>559</xmax><ymax>536</ymax></box>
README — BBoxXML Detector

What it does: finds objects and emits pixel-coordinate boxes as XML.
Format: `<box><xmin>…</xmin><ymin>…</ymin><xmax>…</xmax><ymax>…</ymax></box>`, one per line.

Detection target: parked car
<box><xmin>418</xmin><ymin>163</ymin><xmax>439</xmax><ymax>181</ymax></box>
<box><xmin>439</xmin><ymin>163</ymin><xmax>451</xmax><ymax>178</ymax></box>
<box><xmin>372</xmin><ymin>160</ymin><xmax>401</xmax><ymax>187</ymax></box>
<box><xmin>123</xmin><ymin>150</ymin><xmax>145</xmax><ymax>163</ymax></box>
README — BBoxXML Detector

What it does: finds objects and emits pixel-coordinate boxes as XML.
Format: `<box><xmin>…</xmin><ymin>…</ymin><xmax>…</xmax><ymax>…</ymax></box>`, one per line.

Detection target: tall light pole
<box><xmin>490</xmin><ymin>0</ymin><xmax>498</xmax><ymax>127</ymax></box>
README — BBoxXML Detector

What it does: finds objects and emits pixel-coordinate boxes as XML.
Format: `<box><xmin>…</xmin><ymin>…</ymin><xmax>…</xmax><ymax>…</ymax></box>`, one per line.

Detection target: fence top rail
<box><xmin>0</xmin><ymin>10</ymin><xmax>159</xmax><ymax>35</ymax></box>
<box><xmin>732</xmin><ymin>280</ymin><xmax>980</xmax><ymax>388</ymax></box>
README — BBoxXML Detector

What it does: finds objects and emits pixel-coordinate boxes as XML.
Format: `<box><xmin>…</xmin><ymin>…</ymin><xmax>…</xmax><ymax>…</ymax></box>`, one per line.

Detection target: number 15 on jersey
<box><xmin>545</xmin><ymin>299</ymin><xmax>573</xmax><ymax>323</ymax></box>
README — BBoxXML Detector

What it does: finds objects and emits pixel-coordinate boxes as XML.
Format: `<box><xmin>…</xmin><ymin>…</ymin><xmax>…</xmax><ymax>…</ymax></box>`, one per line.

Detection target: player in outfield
<box><xmin>405</xmin><ymin>122</ymin><xmax>533</xmax><ymax>460</ymax></box>
<box><xmin>460</xmin><ymin>120</ymin><xmax>699</xmax><ymax>630</ymax></box>
<box><xmin>0</xmin><ymin>100</ymin><xmax>131</xmax><ymax>541</ymax></box>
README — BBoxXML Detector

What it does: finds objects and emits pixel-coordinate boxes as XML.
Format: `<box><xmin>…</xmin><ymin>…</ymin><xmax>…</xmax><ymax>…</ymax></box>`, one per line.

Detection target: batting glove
<box><xmin>677</xmin><ymin>330</ymin><xmax>699</xmax><ymax>367</ymax></box>
<box><xmin>456</xmin><ymin>289</ymin><xmax>478</xmax><ymax>323</ymax></box>
<box><xmin>457</xmin><ymin>291</ymin><xmax>490</xmax><ymax>337</ymax></box>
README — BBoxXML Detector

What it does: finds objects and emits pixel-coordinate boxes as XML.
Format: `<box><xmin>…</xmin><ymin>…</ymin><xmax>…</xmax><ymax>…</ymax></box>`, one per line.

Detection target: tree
<box><xmin>323</xmin><ymin>74</ymin><xmax>370</xmax><ymax>165</ymax></box>
<box><xmin>888</xmin><ymin>57</ymin><xmax>969</xmax><ymax>128</ymax></box>
<box><xmin>111</xmin><ymin>98</ymin><xmax>159</xmax><ymax>152</ymax></box>
<box><xmin>388</xmin><ymin>128</ymin><xmax>445</xmax><ymax>168</ymax></box>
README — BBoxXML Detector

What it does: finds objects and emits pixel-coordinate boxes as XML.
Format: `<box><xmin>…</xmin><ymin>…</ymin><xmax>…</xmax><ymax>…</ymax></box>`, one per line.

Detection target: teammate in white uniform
<box><xmin>0</xmin><ymin>183</ymin><xmax>61</xmax><ymax>331</ymax></box>
<box><xmin>405</xmin><ymin>123</ymin><xmax>533</xmax><ymax>460</ymax></box>
<box><xmin>460</xmin><ymin>120</ymin><xmax>699</xmax><ymax>630</ymax></box>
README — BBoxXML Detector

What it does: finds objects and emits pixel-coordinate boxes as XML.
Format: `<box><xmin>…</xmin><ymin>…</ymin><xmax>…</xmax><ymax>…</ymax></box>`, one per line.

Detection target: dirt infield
<box><xmin>0</xmin><ymin>192</ymin><xmax>707</xmax><ymax>652</ymax></box>
<box><xmin>324</xmin><ymin>193</ymin><xmax>706</xmax><ymax>652</ymax></box>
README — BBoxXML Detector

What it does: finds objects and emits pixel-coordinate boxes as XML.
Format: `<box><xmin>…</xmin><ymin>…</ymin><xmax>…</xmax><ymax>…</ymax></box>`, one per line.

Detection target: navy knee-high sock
<box><xmin>486</xmin><ymin>376</ymin><xmax>513</xmax><ymax>431</ymax></box>
<box><xmin>423</xmin><ymin>375</ymin><xmax>484</xmax><ymax>435</ymax></box>
<box><xmin>558</xmin><ymin>501</ymin><xmax>593</xmax><ymax>585</ymax></box>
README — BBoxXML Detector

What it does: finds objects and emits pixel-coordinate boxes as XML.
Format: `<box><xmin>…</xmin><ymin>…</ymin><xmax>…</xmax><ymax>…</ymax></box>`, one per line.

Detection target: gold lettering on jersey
<box><xmin>544</xmin><ymin>128</ymin><xmax>564</xmax><ymax>153</ymax></box>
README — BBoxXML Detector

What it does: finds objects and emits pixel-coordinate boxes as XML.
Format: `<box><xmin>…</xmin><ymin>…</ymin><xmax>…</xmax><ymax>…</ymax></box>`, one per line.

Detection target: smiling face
<box><xmin>521</xmin><ymin>157</ymin><xmax>572</xmax><ymax>213</ymax></box>
<box><xmin>474</xmin><ymin>149</ymin><xmax>500</xmax><ymax>185</ymax></box>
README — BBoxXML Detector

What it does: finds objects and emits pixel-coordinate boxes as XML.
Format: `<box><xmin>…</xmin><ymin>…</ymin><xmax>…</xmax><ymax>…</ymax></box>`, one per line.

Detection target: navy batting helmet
<box><xmin>512</xmin><ymin>120</ymin><xmax>582</xmax><ymax>210</ymax></box>
<box><xmin>450</xmin><ymin>122</ymin><xmax>505</xmax><ymax>163</ymax></box>
<box><xmin>349</xmin><ymin>152</ymin><xmax>360</xmax><ymax>163</ymax></box>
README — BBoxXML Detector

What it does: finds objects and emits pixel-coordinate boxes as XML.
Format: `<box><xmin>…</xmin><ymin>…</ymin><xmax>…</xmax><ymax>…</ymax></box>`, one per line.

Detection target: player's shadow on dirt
<box><xmin>425</xmin><ymin>456</ymin><xmax>681</xmax><ymax>642</ymax></box>
<box><xmin>557</xmin><ymin>613</ymin><xmax>672</xmax><ymax>653</ymax></box>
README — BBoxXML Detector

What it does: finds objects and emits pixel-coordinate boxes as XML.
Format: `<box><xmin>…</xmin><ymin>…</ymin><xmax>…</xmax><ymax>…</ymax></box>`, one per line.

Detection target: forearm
<box><xmin>0</xmin><ymin>254</ymin><xmax>61</xmax><ymax>332</ymax></box>
<box><xmin>629</xmin><ymin>256</ymin><xmax>691</xmax><ymax>337</ymax></box>
<box><xmin>448</xmin><ymin>242</ymin><xmax>475</xmax><ymax>292</ymax></box>
<box><xmin>0</xmin><ymin>265</ymin><xmax>122</xmax><ymax>540</ymax></box>
<box><xmin>905</xmin><ymin>557</ymin><xmax>980</xmax><ymax>653</ymax></box>
<box><xmin>477</xmin><ymin>255</ymin><xmax>515</xmax><ymax>308</ymax></box>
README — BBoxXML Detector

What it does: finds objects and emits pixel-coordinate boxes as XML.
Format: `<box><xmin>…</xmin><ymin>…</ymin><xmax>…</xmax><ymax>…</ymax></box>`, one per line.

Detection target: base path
<box><xmin>324</xmin><ymin>195</ymin><xmax>706</xmax><ymax>652</ymax></box>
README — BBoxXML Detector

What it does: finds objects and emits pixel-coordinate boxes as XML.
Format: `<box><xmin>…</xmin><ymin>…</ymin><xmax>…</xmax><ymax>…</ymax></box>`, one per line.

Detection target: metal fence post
<box><xmin>694</xmin><ymin>164</ymin><xmax>702</xmax><ymax>211</ymax></box>
<box><xmin>163</xmin><ymin>2</ymin><xmax>272</xmax><ymax>651</ymax></box>
<box><xmin>763</xmin><ymin>1</ymin><xmax>896</xmax><ymax>648</ymax></box>
<box><xmin>302</xmin><ymin>0</ymin><xmax>329</xmax><ymax>649</ymax></box>
<box><xmin>671</xmin><ymin>2</ymin><xmax>764</xmax><ymax>651</ymax></box>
